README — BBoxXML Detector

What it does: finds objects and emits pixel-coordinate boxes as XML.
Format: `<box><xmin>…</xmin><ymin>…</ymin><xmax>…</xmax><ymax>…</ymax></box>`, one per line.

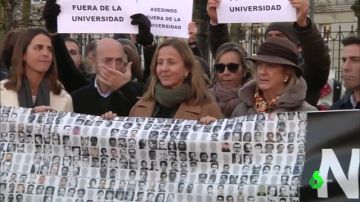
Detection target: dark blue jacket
<box><xmin>331</xmin><ymin>91</ymin><xmax>360</xmax><ymax>110</ymax></box>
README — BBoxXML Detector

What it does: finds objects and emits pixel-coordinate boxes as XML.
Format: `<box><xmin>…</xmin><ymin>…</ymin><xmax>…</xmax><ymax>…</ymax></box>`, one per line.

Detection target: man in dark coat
<box><xmin>207</xmin><ymin>0</ymin><xmax>330</xmax><ymax>107</ymax></box>
<box><xmin>331</xmin><ymin>36</ymin><xmax>360</xmax><ymax>110</ymax></box>
<box><xmin>71</xmin><ymin>38</ymin><xmax>143</xmax><ymax>116</ymax></box>
<box><xmin>42</xmin><ymin>0</ymin><xmax>153</xmax><ymax>92</ymax></box>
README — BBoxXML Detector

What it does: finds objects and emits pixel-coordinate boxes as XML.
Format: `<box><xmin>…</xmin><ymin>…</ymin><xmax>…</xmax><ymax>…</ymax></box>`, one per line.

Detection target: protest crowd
<box><xmin>0</xmin><ymin>0</ymin><xmax>359</xmax><ymax>201</ymax></box>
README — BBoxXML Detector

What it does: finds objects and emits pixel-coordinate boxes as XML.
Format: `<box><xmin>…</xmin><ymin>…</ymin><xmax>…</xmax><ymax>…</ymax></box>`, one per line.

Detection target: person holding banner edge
<box><xmin>207</xmin><ymin>0</ymin><xmax>330</xmax><ymax>107</ymax></box>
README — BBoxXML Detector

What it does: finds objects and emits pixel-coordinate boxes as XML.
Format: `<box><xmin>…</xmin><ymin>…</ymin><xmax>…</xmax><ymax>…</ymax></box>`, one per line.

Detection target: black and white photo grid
<box><xmin>0</xmin><ymin>106</ymin><xmax>306</xmax><ymax>202</ymax></box>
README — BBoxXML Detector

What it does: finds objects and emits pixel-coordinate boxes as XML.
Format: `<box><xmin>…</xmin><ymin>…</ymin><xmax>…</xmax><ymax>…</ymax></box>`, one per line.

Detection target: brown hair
<box><xmin>0</xmin><ymin>30</ymin><xmax>23</xmax><ymax>68</ymax></box>
<box><xmin>85</xmin><ymin>40</ymin><xmax>97</xmax><ymax>57</ymax></box>
<box><xmin>123</xmin><ymin>44</ymin><xmax>143</xmax><ymax>82</ymax></box>
<box><xmin>4</xmin><ymin>27</ymin><xmax>62</xmax><ymax>94</ymax></box>
<box><xmin>64</xmin><ymin>37</ymin><xmax>81</xmax><ymax>53</ymax></box>
<box><xmin>142</xmin><ymin>38</ymin><xmax>213</xmax><ymax>105</ymax></box>
<box><xmin>342</xmin><ymin>35</ymin><xmax>360</xmax><ymax>46</ymax></box>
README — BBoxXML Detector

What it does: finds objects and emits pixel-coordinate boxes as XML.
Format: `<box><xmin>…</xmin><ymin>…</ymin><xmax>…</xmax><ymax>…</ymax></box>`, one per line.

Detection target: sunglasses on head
<box><xmin>214</xmin><ymin>63</ymin><xmax>240</xmax><ymax>73</ymax></box>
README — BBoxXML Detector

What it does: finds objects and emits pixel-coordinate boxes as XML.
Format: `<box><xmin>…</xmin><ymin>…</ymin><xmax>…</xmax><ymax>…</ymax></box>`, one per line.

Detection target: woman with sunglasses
<box><xmin>127</xmin><ymin>38</ymin><xmax>223</xmax><ymax>120</ymax></box>
<box><xmin>0</xmin><ymin>27</ymin><xmax>73</xmax><ymax>112</ymax></box>
<box><xmin>212</xmin><ymin>42</ymin><xmax>251</xmax><ymax>117</ymax></box>
<box><xmin>232</xmin><ymin>37</ymin><xmax>317</xmax><ymax>117</ymax></box>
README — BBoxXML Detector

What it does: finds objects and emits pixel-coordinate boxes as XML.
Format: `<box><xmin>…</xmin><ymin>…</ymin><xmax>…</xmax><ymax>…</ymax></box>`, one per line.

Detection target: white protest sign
<box><xmin>31</xmin><ymin>0</ymin><xmax>44</xmax><ymax>4</ymax></box>
<box><xmin>217</xmin><ymin>0</ymin><xmax>297</xmax><ymax>23</ymax></box>
<box><xmin>137</xmin><ymin>0</ymin><xmax>193</xmax><ymax>38</ymax></box>
<box><xmin>57</xmin><ymin>0</ymin><xmax>138</xmax><ymax>34</ymax></box>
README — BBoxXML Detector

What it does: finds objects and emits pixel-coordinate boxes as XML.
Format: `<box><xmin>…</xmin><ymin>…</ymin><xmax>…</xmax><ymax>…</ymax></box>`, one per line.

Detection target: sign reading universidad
<box><xmin>217</xmin><ymin>0</ymin><xmax>297</xmax><ymax>23</ymax></box>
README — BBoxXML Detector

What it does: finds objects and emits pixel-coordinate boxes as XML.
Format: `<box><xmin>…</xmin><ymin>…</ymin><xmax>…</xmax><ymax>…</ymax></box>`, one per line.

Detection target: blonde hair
<box><xmin>283</xmin><ymin>67</ymin><xmax>298</xmax><ymax>91</ymax></box>
<box><xmin>213</xmin><ymin>42</ymin><xmax>251</xmax><ymax>85</ymax></box>
<box><xmin>142</xmin><ymin>38</ymin><xmax>213</xmax><ymax>105</ymax></box>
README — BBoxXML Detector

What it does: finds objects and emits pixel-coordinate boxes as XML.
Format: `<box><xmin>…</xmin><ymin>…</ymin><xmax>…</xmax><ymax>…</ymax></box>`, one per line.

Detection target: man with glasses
<box><xmin>71</xmin><ymin>38</ymin><xmax>144</xmax><ymax>116</ymax></box>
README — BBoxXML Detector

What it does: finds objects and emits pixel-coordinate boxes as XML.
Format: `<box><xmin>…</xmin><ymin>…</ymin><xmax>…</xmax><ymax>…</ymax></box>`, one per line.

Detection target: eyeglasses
<box><xmin>117</xmin><ymin>60</ymin><xmax>128</xmax><ymax>67</ymax></box>
<box><xmin>214</xmin><ymin>63</ymin><xmax>240</xmax><ymax>73</ymax></box>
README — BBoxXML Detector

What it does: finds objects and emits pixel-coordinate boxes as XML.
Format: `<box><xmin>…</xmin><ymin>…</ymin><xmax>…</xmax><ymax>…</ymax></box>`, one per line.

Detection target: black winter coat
<box><xmin>52</xmin><ymin>35</ymin><xmax>90</xmax><ymax>93</ymax></box>
<box><xmin>331</xmin><ymin>91</ymin><xmax>360</xmax><ymax>110</ymax></box>
<box><xmin>71</xmin><ymin>81</ymin><xmax>144</xmax><ymax>116</ymax></box>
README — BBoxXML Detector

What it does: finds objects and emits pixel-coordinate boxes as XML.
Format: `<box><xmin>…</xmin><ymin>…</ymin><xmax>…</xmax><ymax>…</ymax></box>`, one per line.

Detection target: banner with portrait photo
<box><xmin>0</xmin><ymin>106</ymin><xmax>308</xmax><ymax>202</ymax></box>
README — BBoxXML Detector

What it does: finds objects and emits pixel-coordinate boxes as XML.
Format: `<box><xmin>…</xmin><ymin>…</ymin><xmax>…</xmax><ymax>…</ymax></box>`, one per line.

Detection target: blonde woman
<box><xmin>129</xmin><ymin>38</ymin><xmax>222</xmax><ymax>120</ymax></box>
<box><xmin>211</xmin><ymin>42</ymin><xmax>251</xmax><ymax>117</ymax></box>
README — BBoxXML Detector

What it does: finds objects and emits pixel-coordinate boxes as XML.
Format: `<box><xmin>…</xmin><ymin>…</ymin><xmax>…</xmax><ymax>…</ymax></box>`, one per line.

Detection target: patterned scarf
<box><xmin>254</xmin><ymin>91</ymin><xmax>279</xmax><ymax>113</ymax></box>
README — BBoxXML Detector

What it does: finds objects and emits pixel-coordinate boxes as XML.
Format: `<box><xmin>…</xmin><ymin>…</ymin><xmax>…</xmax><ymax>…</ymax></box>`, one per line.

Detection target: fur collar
<box><xmin>238</xmin><ymin>77</ymin><xmax>307</xmax><ymax>109</ymax></box>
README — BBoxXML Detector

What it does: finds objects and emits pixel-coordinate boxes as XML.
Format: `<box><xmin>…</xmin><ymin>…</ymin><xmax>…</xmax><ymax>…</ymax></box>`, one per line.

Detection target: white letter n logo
<box><xmin>318</xmin><ymin>149</ymin><xmax>359</xmax><ymax>199</ymax></box>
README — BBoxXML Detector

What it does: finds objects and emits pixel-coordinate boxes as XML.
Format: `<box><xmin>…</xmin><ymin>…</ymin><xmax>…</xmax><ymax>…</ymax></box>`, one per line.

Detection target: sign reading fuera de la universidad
<box><xmin>57</xmin><ymin>0</ymin><xmax>138</xmax><ymax>34</ymax></box>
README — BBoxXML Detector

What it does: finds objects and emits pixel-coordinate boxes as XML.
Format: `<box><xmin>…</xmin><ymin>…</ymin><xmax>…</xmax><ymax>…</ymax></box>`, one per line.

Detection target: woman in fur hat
<box><xmin>232</xmin><ymin>37</ymin><xmax>317</xmax><ymax>117</ymax></box>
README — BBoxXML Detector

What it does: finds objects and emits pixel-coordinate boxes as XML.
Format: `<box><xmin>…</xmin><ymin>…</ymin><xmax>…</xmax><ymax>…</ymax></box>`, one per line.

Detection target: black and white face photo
<box><xmin>0</xmin><ymin>108</ymin><xmax>305</xmax><ymax>202</ymax></box>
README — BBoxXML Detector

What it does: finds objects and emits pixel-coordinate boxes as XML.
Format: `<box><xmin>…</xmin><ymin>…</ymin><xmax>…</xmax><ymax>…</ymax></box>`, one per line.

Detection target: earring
<box><xmin>284</xmin><ymin>77</ymin><xmax>288</xmax><ymax>83</ymax></box>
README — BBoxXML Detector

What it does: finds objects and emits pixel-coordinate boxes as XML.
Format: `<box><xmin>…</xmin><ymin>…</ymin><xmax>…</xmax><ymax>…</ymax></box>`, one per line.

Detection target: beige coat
<box><xmin>0</xmin><ymin>80</ymin><xmax>73</xmax><ymax>112</ymax></box>
<box><xmin>129</xmin><ymin>98</ymin><xmax>223</xmax><ymax>120</ymax></box>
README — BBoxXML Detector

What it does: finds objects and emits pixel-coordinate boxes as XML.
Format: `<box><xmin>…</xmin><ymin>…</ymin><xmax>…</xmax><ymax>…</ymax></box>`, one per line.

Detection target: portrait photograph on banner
<box><xmin>0</xmin><ymin>0</ymin><xmax>360</xmax><ymax>201</ymax></box>
<box><xmin>0</xmin><ymin>108</ymin><xmax>359</xmax><ymax>201</ymax></box>
<box><xmin>0</xmin><ymin>107</ymin><xmax>309</xmax><ymax>201</ymax></box>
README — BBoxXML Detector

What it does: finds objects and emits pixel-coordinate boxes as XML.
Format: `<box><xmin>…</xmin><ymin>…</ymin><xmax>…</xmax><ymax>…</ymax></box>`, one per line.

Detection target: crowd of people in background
<box><xmin>0</xmin><ymin>0</ymin><xmax>359</xmax><ymax>122</ymax></box>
